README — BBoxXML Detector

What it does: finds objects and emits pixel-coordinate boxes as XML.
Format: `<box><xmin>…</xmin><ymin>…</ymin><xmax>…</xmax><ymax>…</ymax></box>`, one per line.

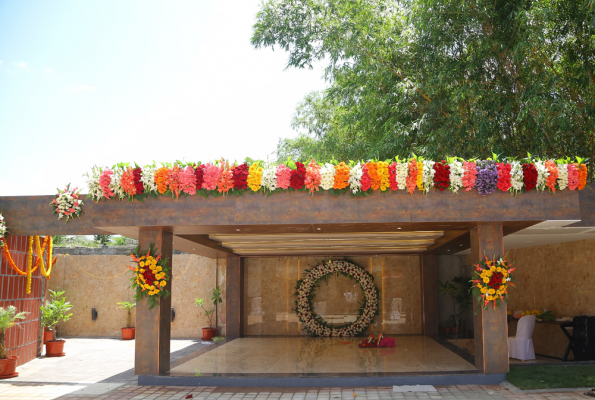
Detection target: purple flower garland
<box><xmin>476</xmin><ymin>161</ymin><xmax>498</xmax><ymax>196</ymax></box>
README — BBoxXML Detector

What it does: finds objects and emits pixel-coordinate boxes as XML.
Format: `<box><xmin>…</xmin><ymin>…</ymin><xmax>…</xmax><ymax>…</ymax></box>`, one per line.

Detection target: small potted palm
<box><xmin>40</xmin><ymin>289</ymin><xmax>73</xmax><ymax>357</ymax></box>
<box><xmin>117</xmin><ymin>302</ymin><xmax>136</xmax><ymax>340</ymax></box>
<box><xmin>0</xmin><ymin>306</ymin><xmax>28</xmax><ymax>379</ymax></box>
<box><xmin>194</xmin><ymin>286</ymin><xmax>222</xmax><ymax>341</ymax></box>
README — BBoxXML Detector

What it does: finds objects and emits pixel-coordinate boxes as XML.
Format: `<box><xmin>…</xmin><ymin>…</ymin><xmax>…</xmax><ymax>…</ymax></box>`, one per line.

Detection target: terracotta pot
<box><xmin>201</xmin><ymin>328</ymin><xmax>217</xmax><ymax>341</ymax></box>
<box><xmin>121</xmin><ymin>327</ymin><xmax>135</xmax><ymax>340</ymax></box>
<box><xmin>43</xmin><ymin>329</ymin><xmax>54</xmax><ymax>344</ymax></box>
<box><xmin>45</xmin><ymin>340</ymin><xmax>66</xmax><ymax>357</ymax></box>
<box><xmin>0</xmin><ymin>356</ymin><xmax>19</xmax><ymax>379</ymax></box>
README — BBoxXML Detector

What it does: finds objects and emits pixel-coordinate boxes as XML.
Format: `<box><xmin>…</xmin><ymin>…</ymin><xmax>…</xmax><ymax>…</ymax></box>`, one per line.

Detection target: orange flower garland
<box><xmin>406</xmin><ymin>159</ymin><xmax>419</xmax><ymax>194</ymax></box>
<box><xmin>333</xmin><ymin>162</ymin><xmax>350</xmax><ymax>190</ymax></box>
<box><xmin>218</xmin><ymin>160</ymin><xmax>234</xmax><ymax>194</ymax></box>
<box><xmin>578</xmin><ymin>164</ymin><xmax>588</xmax><ymax>190</ymax></box>
<box><xmin>416</xmin><ymin>162</ymin><xmax>423</xmax><ymax>190</ymax></box>
<box><xmin>154</xmin><ymin>167</ymin><xmax>170</xmax><ymax>194</ymax></box>
<box><xmin>545</xmin><ymin>161</ymin><xmax>558</xmax><ymax>192</ymax></box>
<box><xmin>366</xmin><ymin>162</ymin><xmax>381</xmax><ymax>190</ymax></box>
<box><xmin>120</xmin><ymin>167</ymin><xmax>137</xmax><ymax>196</ymax></box>
<box><xmin>1</xmin><ymin>236</ymin><xmax>54</xmax><ymax>294</ymax></box>
<box><xmin>377</xmin><ymin>161</ymin><xmax>390</xmax><ymax>191</ymax></box>
<box><xmin>166</xmin><ymin>165</ymin><xmax>183</xmax><ymax>199</ymax></box>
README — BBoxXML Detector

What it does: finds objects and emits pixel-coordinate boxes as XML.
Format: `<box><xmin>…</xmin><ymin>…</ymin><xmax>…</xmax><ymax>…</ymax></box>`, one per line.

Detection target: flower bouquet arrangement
<box><xmin>471</xmin><ymin>255</ymin><xmax>515</xmax><ymax>309</ymax></box>
<box><xmin>0</xmin><ymin>213</ymin><xmax>6</xmax><ymax>248</ymax></box>
<box><xmin>128</xmin><ymin>244</ymin><xmax>171</xmax><ymax>309</ymax></box>
<box><xmin>50</xmin><ymin>184</ymin><xmax>83</xmax><ymax>223</ymax></box>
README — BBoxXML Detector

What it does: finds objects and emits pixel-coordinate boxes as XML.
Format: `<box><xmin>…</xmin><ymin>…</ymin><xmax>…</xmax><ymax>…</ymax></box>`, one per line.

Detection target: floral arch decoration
<box><xmin>294</xmin><ymin>260</ymin><xmax>380</xmax><ymax>337</ymax></box>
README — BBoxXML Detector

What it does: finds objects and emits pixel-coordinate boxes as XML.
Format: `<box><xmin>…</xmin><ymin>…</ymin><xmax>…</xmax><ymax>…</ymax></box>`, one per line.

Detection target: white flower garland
<box><xmin>349</xmin><ymin>164</ymin><xmax>363</xmax><ymax>194</ymax></box>
<box><xmin>85</xmin><ymin>166</ymin><xmax>103</xmax><ymax>202</ymax></box>
<box><xmin>295</xmin><ymin>260</ymin><xmax>379</xmax><ymax>337</ymax></box>
<box><xmin>396</xmin><ymin>162</ymin><xmax>408</xmax><ymax>190</ymax></box>
<box><xmin>110</xmin><ymin>168</ymin><xmax>126</xmax><ymax>200</ymax></box>
<box><xmin>141</xmin><ymin>165</ymin><xmax>158</xmax><ymax>193</ymax></box>
<box><xmin>320</xmin><ymin>163</ymin><xmax>335</xmax><ymax>190</ymax></box>
<box><xmin>557</xmin><ymin>164</ymin><xmax>568</xmax><ymax>191</ymax></box>
<box><xmin>262</xmin><ymin>164</ymin><xmax>277</xmax><ymax>192</ymax></box>
<box><xmin>449</xmin><ymin>160</ymin><xmax>464</xmax><ymax>193</ymax></box>
<box><xmin>510</xmin><ymin>161</ymin><xmax>524</xmax><ymax>193</ymax></box>
<box><xmin>535</xmin><ymin>160</ymin><xmax>548</xmax><ymax>191</ymax></box>
<box><xmin>422</xmin><ymin>160</ymin><xmax>435</xmax><ymax>193</ymax></box>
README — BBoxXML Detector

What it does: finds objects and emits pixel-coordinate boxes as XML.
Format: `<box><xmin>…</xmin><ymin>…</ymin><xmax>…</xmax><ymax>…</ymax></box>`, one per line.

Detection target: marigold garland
<box><xmin>416</xmin><ymin>162</ymin><xmax>424</xmax><ymax>190</ymax></box>
<box><xmin>247</xmin><ymin>162</ymin><xmax>263</xmax><ymax>192</ymax></box>
<box><xmin>377</xmin><ymin>161</ymin><xmax>390</xmax><ymax>191</ymax></box>
<box><xmin>1</xmin><ymin>236</ymin><xmax>55</xmax><ymax>284</ymax></box>
<box><xmin>128</xmin><ymin>244</ymin><xmax>171</xmax><ymax>309</ymax></box>
<box><xmin>333</xmin><ymin>162</ymin><xmax>350</xmax><ymax>190</ymax></box>
<box><xmin>471</xmin><ymin>255</ymin><xmax>515</xmax><ymax>309</ymax></box>
<box><xmin>154</xmin><ymin>167</ymin><xmax>170</xmax><ymax>194</ymax></box>
<box><xmin>578</xmin><ymin>164</ymin><xmax>588</xmax><ymax>190</ymax></box>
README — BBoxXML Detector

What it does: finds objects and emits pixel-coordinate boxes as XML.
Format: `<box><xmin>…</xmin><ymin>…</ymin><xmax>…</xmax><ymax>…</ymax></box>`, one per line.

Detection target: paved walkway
<box><xmin>0</xmin><ymin>339</ymin><xmax>590</xmax><ymax>400</ymax></box>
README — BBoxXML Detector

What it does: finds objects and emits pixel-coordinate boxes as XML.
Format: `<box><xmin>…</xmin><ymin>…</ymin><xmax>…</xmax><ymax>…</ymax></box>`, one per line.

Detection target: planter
<box><xmin>0</xmin><ymin>356</ymin><xmax>19</xmax><ymax>379</ymax></box>
<box><xmin>201</xmin><ymin>327</ymin><xmax>217</xmax><ymax>341</ymax></box>
<box><xmin>121</xmin><ymin>327</ymin><xmax>135</xmax><ymax>340</ymax></box>
<box><xmin>45</xmin><ymin>340</ymin><xmax>66</xmax><ymax>357</ymax></box>
<box><xmin>43</xmin><ymin>329</ymin><xmax>54</xmax><ymax>344</ymax></box>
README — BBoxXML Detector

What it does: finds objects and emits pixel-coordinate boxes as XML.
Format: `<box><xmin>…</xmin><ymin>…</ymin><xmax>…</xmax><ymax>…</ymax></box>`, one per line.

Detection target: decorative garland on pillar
<box><xmin>294</xmin><ymin>260</ymin><xmax>379</xmax><ymax>337</ymax></box>
<box><xmin>1</xmin><ymin>236</ymin><xmax>56</xmax><ymax>294</ymax></box>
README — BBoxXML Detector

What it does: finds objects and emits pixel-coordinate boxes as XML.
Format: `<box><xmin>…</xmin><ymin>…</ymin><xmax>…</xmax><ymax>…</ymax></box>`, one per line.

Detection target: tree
<box><xmin>253</xmin><ymin>0</ymin><xmax>595</xmax><ymax>169</ymax></box>
<box><xmin>94</xmin><ymin>235</ymin><xmax>111</xmax><ymax>246</ymax></box>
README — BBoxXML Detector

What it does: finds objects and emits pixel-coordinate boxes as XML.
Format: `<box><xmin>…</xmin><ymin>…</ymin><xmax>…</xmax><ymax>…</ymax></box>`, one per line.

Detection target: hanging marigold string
<box><xmin>36</xmin><ymin>235</ymin><xmax>56</xmax><ymax>278</ymax></box>
<box><xmin>1</xmin><ymin>236</ymin><xmax>55</xmax><ymax>294</ymax></box>
<box><xmin>1</xmin><ymin>238</ymin><xmax>27</xmax><ymax>276</ymax></box>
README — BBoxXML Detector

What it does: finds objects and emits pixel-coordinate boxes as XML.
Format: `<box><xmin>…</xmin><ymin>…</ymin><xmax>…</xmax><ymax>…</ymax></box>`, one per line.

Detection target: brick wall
<box><xmin>0</xmin><ymin>236</ymin><xmax>46</xmax><ymax>366</ymax></box>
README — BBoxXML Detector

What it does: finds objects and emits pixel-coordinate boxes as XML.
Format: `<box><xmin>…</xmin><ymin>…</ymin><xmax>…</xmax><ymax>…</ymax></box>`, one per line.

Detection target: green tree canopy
<box><xmin>252</xmin><ymin>0</ymin><xmax>595</xmax><ymax>165</ymax></box>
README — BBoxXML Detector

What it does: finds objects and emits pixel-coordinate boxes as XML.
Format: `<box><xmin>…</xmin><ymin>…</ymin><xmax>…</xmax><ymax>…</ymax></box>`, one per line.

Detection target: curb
<box><xmin>501</xmin><ymin>381</ymin><xmax>593</xmax><ymax>394</ymax></box>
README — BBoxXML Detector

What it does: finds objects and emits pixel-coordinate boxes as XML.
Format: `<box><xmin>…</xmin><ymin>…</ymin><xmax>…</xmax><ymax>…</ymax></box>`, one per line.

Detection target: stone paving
<box><xmin>0</xmin><ymin>339</ymin><xmax>590</xmax><ymax>400</ymax></box>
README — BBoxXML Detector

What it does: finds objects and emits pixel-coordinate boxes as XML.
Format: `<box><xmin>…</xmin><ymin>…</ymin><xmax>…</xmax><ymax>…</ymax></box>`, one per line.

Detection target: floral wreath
<box><xmin>128</xmin><ymin>244</ymin><xmax>171</xmax><ymax>309</ymax></box>
<box><xmin>294</xmin><ymin>260</ymin><xmax>379</xmax><ymax>337</ymax></box>
<box><xmin>50</xmin><ymin>183</ymin><xmax>83</xmax><ymax>223</ymax></box>
<box><xmin>471</xmin><ymin>255</ymin><xmax>515</xmax><ymax>309</ymax></box>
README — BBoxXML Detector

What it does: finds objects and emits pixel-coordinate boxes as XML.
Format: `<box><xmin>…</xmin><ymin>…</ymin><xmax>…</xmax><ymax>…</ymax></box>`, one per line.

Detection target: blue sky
<box><xmin>0</xmin><ymin>1</ymin><xmax>326</xmax><ymax>196</ymax></box>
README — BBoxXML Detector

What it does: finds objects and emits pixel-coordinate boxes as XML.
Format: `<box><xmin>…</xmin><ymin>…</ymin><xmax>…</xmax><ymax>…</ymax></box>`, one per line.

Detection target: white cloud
<box><xmin>44</xmin><ymin>67</ymin><xmax>55</xmax><ymax>75</ymax></box>
<box><xmin>14</xmin><ymin>61</ymin><xmax>32</xmax><ymax>71</ymax></box>
<box><xmin>64</xmin><ymin>83</ymin><xmax>96</xmax><ymax>92</ymax></box>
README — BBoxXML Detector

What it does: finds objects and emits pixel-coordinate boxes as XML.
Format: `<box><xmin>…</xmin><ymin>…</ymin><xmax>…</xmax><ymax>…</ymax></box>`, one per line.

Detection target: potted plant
<box><xmin>194</xmin><ymin>286</ymin><xmax>222</xmax><ymax>341</ymax></box>
<box><xmin>41</xmin><ymin>307</ymin><xmax>54</xmax><ymax>344</ymax></box>
<box><xmin>0</xmin><ymin>306</ymin><xmax>28</xmax><ymax>379</ymax></box>
<box><xmin>117</xmin><ymin>301</ymin><xmax>136</xmax><ymax>340</ymax></box>
<box><xmin>40</xmin><ymin>289</ymin><xmax>73</xmax><ymax>357</ymax></box>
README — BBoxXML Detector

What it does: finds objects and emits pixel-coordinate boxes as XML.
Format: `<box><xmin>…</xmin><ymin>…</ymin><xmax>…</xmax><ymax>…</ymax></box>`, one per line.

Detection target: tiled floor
<box><xmin>170</xmin><ymin>336</ymin><xmax>478</xmax><ymax>375</ymax></box>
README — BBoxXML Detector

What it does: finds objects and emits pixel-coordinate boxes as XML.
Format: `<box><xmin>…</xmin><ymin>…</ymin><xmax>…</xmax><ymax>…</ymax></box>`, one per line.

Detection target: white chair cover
<box><xmin>508</xmin><ymin>315</ymin><xmax>536</xmax><ymax>360</ymax></box>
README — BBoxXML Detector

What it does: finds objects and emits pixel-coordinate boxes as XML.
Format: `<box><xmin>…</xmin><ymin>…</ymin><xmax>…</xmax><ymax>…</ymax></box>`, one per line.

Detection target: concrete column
<box><xmin>135</xmin><ymin>229</ymin><xmax>173</xmax><ymax>376</ymax></box>
<box><xmin>225</xmin><ymin>255</ymin><xmax>243</xmax><ymax>339</ymax></box>
<box><xmin>470</xmin><ymin>224</ymin><xmax>508</xmax><ymax>374</ymax></box>
<box><xmin>420</xmin><ymin>254</ymin><xmax>439</xmax><ymax>337</ymax></box>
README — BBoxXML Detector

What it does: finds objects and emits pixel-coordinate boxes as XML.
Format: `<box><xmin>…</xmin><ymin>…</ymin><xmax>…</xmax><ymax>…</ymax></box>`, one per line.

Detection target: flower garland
<box><xmin>471</xmin><ymin>255</ymin><xmax>515</xmax><ymax>309</ymax></box>
<box><xmin>83</xmin><ymin>157</ymin><xmax>589</xmax><ymax>203</ymax></box>
<box><xmin>0</xmin><ymin>236</ymin><xmax>55</xmax><ymax>294</ymax></box>
<box><xmin>50</xmin><ymin>184</ymin><xmax>83</xmax><ymax>222</ymax></box>
<box><xmin>294</xmin><ymin>260</ymin><xmax>379</xmax><ymax>337</ymax></box>
<box><xmin>0</xmin><ymin>213</ymin><xmax>6</xmax><ymax>248</ymax></box>
<box><xmin>128</xmin><ymin>244</ymin><xmax>171</xmax><ymax>309</ymax></box>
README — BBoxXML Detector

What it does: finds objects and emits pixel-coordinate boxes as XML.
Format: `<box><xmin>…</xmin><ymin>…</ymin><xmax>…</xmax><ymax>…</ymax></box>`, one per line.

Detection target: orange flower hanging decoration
<box><xmin>333</xmin><ymin>162</ymin><xmax>350</xmax><ymax>190</ymax></box>
<box><xmin>218</xmin><ymin>160</ymin><xmax>235</xmax><ymax>194</ymax></box>
<box><xmin>128</xmin><ymin>244</ymin><xmax>171</xmax><ymax>309</ymax></box>
<box><xmin>166</xmin><ymin>165</ymin><xmax>183</xmax><ymax>199</ymax></box>
<box><xmin>377</xmin><ymin>161</ymin><xmax>390</xmax><ymax>191</ymax></box>
<box><xmin>154</xmin><ymin>167</ymin><xmax>170</xmax><ymax>194</ymax></box>
<box><xmin>578</xmin><ymin>164</ymin><xmax>588</xmax><ymax>190</ymax></box>
<box><xmin>366</xmin><ymin>162</ymin><xmax>381</xmax><ymax>190</ymax></box>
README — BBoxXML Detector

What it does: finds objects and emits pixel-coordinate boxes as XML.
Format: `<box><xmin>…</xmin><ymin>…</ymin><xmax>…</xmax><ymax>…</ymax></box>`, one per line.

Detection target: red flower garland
<box><xmin>496</xmin><ymin>163</ymin><xmax>511</xmax><ymax>192</ymax></box>
<box><xmin>522</xmin><ymin>163</ymin><xmax>537</xmax><ymax>191</ymax></box>
<box><xmin>194</xmin><ymin>164</ymin><xmax>204</xmax><ymax>189</ymax></box>
<box><xmin>133</xmin><ymin>167</ymin><xmax>144</xmax><ymax>195</ymax></box>
<box><xmin>388</xmin><ymin>162</ymin><xmax>398</xmax><ymax>191</ymax></box>
<box><xmin>360</xmin><ymin>164</ymin><xmax>372</xmax><ymax>192</ymax></box>
<box><xmin>232</xmin><ymin>163</ymin><xmax>249</xmax><ymax>189</ymax></box>
<box><xmin>433</xmin><ymin>160</ymin><xmax>450</xmax><ymax>191</ymax></box>
<box><xmin>290</xmin><ymin>162</ymin><xmax>306</xmax><ymax>189</ymax></box>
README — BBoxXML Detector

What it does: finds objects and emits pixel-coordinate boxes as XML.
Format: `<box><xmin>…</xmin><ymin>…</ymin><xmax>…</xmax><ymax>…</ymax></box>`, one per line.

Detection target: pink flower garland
<box><xmin>305</xmin><ymin>160</ymin><xmax>321</xmax><ymax>193</ymax></box>
<box><xmin>202</xmin><ymin>163</ymin><xmax>220</xmax><ymax>191</ymax></box>
<box><xmin>276</xmin><ymin>164</ymin><xmax>291</xmax><ymax>189</ymax></box>
<box><xmin>166</xmin><ymin>165</ymin><xmax>183</xmax><ymax>199</ymax></box>
<box><xmin>99</xmin><ymin>169</ymin><xmax>115</xmax><ymax>198</ymax></box>
<box><xmin>463</xmin><ymin>162</ymin><xmax>477</xmax><ymax>191</ymax></box>
<box><xmin>180</xmin><ymin>166</ymin><xmax>197</xmax><ymax>195</ymax></box>
<box><xmin>545</xmin><ymin>161</ymin><xmax>558</xmax><ymax>192</ymax></box>
<box><xmin>568</xmin><ymin>164</ymin><xmax>579</xmax><ymax>190</ymax></box>
<box><xmin>496</xmin><ymin>163</ymin><xmax>512</xmax><ymax>192</ymax></box>
<box><xmin>388</xmin><ymin>162</ymin><xmax>398</xmax><ymax>191</ymax></box>
<box><xmin>406</xmin><ymin>160</ymin><xmax>418</xmax><ymax>194</ymax></box>
<box><xmin>121</xmin><ymin>167</ymin><xmax>137</xmax><ymax>196</ymax></box>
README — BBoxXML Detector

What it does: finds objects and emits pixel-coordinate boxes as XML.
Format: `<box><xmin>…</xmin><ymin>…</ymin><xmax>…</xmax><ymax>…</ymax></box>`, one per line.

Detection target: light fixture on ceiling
<box><xmin>447</xmin><ymin>250</ymin><xmax>451</xmax><ymax>252</ymax></box>
<box><xmin>236</xmin><ymin>229</ymin><xmax>240</xmax><ymax>232</ymax></box>
<box><xmin>193</xmin><ymin>248</ymin><xmax>196</xmax><ymax>250</ymax></box>
<box><xmin>460</xmin><ymin>244</ymin><xmax>463</xmax><ymax>246</ymax></box>
<box><xmin>397</xmin><ymin>228</ymin><xmax>402</xmax><ymax>230</ymax></box>
<box><xmin>316</xmin><ymin>228</ymin><xmax>321</xmax><ymax>230</ymax></box>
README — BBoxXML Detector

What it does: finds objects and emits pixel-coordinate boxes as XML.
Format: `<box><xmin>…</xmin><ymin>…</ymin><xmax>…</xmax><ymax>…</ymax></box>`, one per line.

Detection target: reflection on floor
<box><xmin>169</xmin><ymin>336</ymin><xmax>478</xmax><ymax>376</ymax></box>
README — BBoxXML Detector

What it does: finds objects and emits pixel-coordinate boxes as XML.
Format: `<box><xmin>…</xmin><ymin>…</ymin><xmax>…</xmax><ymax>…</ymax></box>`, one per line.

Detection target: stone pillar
<box><xmin>420</xmin><ymin>254</ymin><xmax>439</xmax><ymax>337</ymax></box>
<box><xmin>135</xmin><ymin>229</ymin><xmax>173</xmax><ymax>375</ymax></box>
<box><xmin>470</xmin><ymin>224</ymin><xmax>508</xmax><ymax>374</ymax></box>
<box><xmin>225</xmin><ymin>255</ymin><xmax>243</xmax><ymax>339</ymax></box>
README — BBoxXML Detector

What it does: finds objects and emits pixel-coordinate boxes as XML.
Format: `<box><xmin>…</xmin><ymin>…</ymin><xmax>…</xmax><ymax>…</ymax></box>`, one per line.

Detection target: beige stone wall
<box><xmin>243</xmin><ymin>256</ymin><xmax>422</xmax><ymax>336</ymax></box>
<box><xmin>48</xmin><ymin>254</ymin><xmax>226</xmax><ymax>339</ymax></box>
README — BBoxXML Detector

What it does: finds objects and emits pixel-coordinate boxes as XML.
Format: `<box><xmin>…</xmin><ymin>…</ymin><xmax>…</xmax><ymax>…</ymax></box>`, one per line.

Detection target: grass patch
<box><xmin>507</xmin><ymin>364</ymin><xmax>595</xmax><ymax>390</ymax></box>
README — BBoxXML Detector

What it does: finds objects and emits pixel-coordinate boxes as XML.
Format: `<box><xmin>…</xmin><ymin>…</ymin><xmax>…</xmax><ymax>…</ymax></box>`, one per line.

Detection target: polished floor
<box><xmin>169</xmin><ymin>336</ymin><xmax>478</xmax><ymax>376</ymax></box>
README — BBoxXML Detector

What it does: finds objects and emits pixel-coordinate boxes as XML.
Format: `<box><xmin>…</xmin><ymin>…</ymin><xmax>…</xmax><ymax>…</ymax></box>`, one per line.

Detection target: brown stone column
<box><xmin>225</xmin><ymin>255</ymin><xmax>243</xmax><ymax>339</ymax></box>
<box><xmin>470</xmin><ymin>224</ymin><xmax>508</xmax><ymax>374</ymax></box>
<box><xmin>420</xmin><ymin>254</ymin><xmax>439</xmax><ymax>337</ymax></box>
<box><xmin>135</xmin><ymin>229</ymin><xmax>173</xmax><ymax>375</ymax></box>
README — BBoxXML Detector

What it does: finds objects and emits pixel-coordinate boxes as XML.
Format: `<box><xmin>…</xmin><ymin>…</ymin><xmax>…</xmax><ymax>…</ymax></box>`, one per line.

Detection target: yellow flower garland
<box><xmin>416</xmin><ymin>162</ymin><xmax>423</xmax><ymax>190</ymax></box>
<box><xmin>247</xmin><ymin>162</ymin><xmax>263</xmax><ymax>191</ymax></box>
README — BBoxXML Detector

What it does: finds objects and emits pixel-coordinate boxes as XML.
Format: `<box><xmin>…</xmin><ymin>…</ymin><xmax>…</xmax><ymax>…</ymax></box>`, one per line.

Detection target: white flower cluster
<box><xmin>510</xmin><ymin>161</ymin><xmax>524</xmax><ymax>193</ymax></box>
<box><xmin>262</xmin><ymin>164</ymin><xmax>277</xmax><ymax>191</ymax></box>
<box><xmin>110</xmin><ymin>168</ymin><xmax>126</xmax><ymax>200</ymax></box>
<box><xmin>141</xmin><ymin>165</ymin><xmax>158</xmax><ymax>193</ymax></box>
<box><xmin>320</xmin><ymin>163</ymin><xmax>335</xmax><ymax>190</ymax></box>
<box><xmin>0</xmin><ymin>213</ymin><xmax>6</xmax><ymax>246</ymax></box>
<box><xmin>85</xmin><ymin>166</ymin><xmax>103</xmax><ymax>202</ymax></box>
<box><xmin>422</xmin><ymin>160</ymin><xmax>435</xmax><ymax>193</ymax></box>
<box><xmin>295</xmin><ymin>261</ymin><xmax>378</xmax><ymax>337</ymax></box>
<box><xmin>535</xmin><ymin>160</ymin><xmax>548</xmax><ymax>191</ymax></box>
<box><xmin>557</xmin><ymin>164</ymin><xmax>568</xmax><ymax>190</ymax></box>
<box><xmin>52</xmin><ymin>188</ymin><xmax>83</xmax><ymax>220</ymax></box>
<box><xmin>349</xmin><ymin>164</ymin><xmax>363</xmax><ymax>194</ymax></box>
<box><xmin>449</xmin><ymin>160</ymin><xmax>464</xmax><ymax>193</ymax></box>
<box><xmin>396</xmin><ymin>162</ymin><xmax>408</xmax><ymax>190</ymax></box>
